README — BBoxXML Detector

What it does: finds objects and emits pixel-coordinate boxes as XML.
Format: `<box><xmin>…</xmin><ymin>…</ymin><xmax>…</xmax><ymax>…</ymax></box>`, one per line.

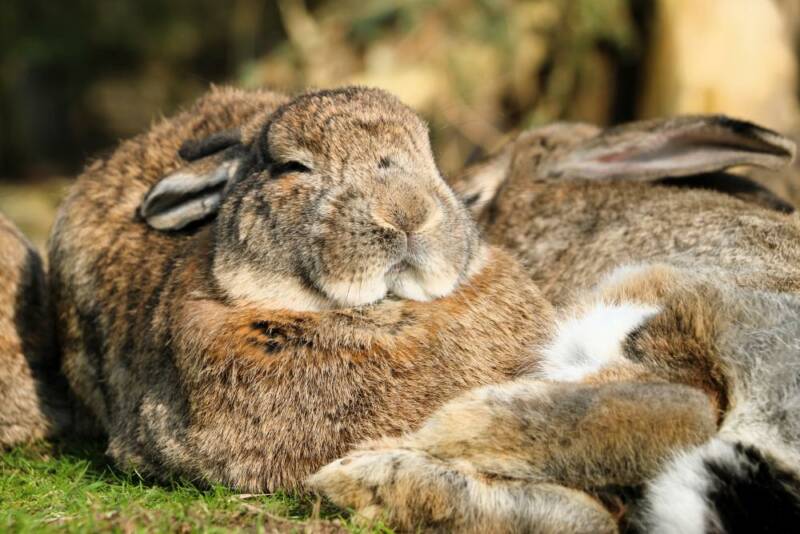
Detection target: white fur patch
<box><xmin>321</xmin><ymin>276</ymin><xmax>390</xmax><ymax>307</ymax></box>
<box><xmin>388</xmin><ymin>273</ymin><xmax>451</xmax><ymax>301</ymax></box>
<box><xmin>387</xmin><ymin>260</ymin><xmax>459</xmax><ymax>302</ymax></box>
<box><xmin>214</xmin><ymin>265</ymin><xmax>336</xmax><ymax>311</ymax></box>
<box><xmin>641</xmin><ymin>439</ymin><xmax>735</xmax><ymax>534</ymax></box>
<box><xmin>540</xmin><ymin>302</ymin><xmax>659</xmax><ymax>381</ymax></box>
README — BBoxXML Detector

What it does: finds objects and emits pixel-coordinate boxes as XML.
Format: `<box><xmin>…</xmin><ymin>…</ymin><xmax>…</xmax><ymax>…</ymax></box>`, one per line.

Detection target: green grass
<box><xmin>0</xmin><ymin>440</ymin><xmax>394</xmax><ymax>533</ymax></box>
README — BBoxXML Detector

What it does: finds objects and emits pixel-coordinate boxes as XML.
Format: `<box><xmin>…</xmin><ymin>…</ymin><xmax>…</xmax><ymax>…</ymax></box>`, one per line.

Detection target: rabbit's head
<box><xmin>140</xmin><ymin>87</ymin><xmax>482</xmax><ymax>310</ymax></box>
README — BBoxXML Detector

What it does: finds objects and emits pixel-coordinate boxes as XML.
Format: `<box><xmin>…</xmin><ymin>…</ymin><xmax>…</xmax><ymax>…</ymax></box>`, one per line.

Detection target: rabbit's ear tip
<box><xmin>549</xmin><ymin>114</ymin><xmax>798</xmax><ymax>182</ymax></box>
<box><xmin>708</xmin><ymin>115</ymin><xmax>796</xmax><ymax>160</ymax></box>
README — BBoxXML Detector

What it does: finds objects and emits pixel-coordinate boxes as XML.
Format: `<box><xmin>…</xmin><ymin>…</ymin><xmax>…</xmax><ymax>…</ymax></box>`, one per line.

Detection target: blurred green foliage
<box><xmin>0</xmin><ymin>0</ymin><xmax>285</xmax><ymax>176</ymax></box>
<box><xmin>0</xmin><ymin>0</ymin><xmax>645</xmax><ymax>179</ymax></box>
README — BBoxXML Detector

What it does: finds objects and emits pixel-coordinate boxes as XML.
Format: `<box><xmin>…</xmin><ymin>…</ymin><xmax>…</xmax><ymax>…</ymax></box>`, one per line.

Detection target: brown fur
<box><xmin>313</xmin><ymin>447</ymin><xmax>618</xmax><ymax>533</ymax></box>
<box><xmin>0</xmin><ymin>213</ymin><xmax>70</xmax><ymax>446</ymax></box>
<box><xmin>462</xmin><ymin>148</ymin><xmax>800</xmax><ymax>304</ymax></box>
<box><xmin>48</xmin><ymin>86</ymin><xmax>555</xmax><ymax>491</ymax></box>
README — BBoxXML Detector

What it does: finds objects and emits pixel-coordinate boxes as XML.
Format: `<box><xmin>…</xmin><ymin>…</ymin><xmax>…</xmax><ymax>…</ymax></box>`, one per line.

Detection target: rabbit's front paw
<box><xmin>308</xmin><ymin>446</ymin><xmax>473</xmax><ymax>529</ymax></box>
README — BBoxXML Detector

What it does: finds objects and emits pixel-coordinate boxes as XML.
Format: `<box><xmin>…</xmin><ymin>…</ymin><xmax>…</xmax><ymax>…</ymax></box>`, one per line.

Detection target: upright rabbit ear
<box><xmin>547</xmin><ymin>115</ymin><xmax>797</xmax><ymax>181</ymax></box>
<box><xmin>140</xmin><ymin>131</ymin><xmax>247</xmax><ymax>231</ymax></box>
<box><xmin>451</xmin><ymin>146</ymin><xmax>513</xmax><ymax>217</ymax></box>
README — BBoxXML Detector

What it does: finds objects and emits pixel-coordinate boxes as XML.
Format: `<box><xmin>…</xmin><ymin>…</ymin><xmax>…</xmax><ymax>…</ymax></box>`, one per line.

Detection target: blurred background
<box><xmin>1</xmin><ymin>0</ymin><xmax>799</xmax><ymax>248</ymax></box>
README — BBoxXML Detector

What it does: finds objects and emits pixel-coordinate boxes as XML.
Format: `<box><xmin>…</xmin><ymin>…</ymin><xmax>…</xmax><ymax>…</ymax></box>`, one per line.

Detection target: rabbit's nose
<box><xmin>381</xmin><ymin>193</ymin><xmax>440</xmax><ymax>236</ymax></box>
<box><xmin>376</xmin><ymin>176</ymin><xmax>442</xmax><ymax>233</ymax></box>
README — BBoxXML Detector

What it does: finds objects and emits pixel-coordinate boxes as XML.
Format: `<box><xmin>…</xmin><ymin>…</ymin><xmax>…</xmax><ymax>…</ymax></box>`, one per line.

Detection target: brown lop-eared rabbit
<box><xmin>311</xmin><ymin>117</ymin><xmax>800</xmax><ymax>532</ymax></box>
<box><xmin>0</xmin><ymin>214</ymin><xmax>71</xmax><ymax>446</ymax></box>
<box><xmin>47</xmin><ymin>86</ymin><xmax>557</xmax><ymax>495</ymax></box>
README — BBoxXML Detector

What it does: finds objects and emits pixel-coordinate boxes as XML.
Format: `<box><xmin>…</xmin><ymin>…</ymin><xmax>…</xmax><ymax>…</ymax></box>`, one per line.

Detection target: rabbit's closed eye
<box><xmin>271</xmin><ymin>160</ymin><xmax>312</xmax><ymax>176</ymax></box>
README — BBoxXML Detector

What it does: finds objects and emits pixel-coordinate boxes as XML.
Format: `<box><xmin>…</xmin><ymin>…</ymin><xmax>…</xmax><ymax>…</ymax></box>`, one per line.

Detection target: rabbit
<box><xmin>47</xmin><ymin>85</ymin><xmax>557</xmax><ymax>492</ymax></box>
<box><xmin>0</xmin><ymin>213</ymin><xmax>72</xmax><ymax>446</ymax></box>
<box><xmin>310</xmin><ymin>116</ymin><xmax>800</xmax><ymax>532</ymax></box>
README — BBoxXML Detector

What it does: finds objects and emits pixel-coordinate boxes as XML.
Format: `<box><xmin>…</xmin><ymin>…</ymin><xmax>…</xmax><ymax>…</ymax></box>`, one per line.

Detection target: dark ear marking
<box><xmin>140</xmin><ymin>157</ymin><xmax>242</xmax><ymax>231</ymax></box>
<box><xmin>178</xmin><ymin>129</ymin><xmax>242</xmax><ymax>161</ymax></box>
<box><xmin>378</xmin><ymin>156</ymin><xmax>393</xmax><ymax>169</ymax></box>
<box><xmin>461</xmin><ymin>193</ymin><xmax>480</xmax><ymax>208</ymax></box>
<box><xmin>658</xmin><ymin>172</ymin><xmax>795</xmax><ymax>213</ymax></box>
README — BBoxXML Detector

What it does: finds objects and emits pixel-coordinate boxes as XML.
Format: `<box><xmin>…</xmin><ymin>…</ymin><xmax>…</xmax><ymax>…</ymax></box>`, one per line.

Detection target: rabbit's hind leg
<box><xmin>404</xmin><ymin>379</ymin><xmax>717</xmax><ymax>488</ymax></box>
<box><xmin>310</xmin><ymin>378</ymin><xmax>717</xmax><ymax>530</ymax></box>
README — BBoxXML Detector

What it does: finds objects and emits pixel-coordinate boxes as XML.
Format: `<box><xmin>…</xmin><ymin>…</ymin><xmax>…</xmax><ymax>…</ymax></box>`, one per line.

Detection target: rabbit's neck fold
<box><xmin>212</xmin><ymin>262</ymin><xmax>337</xmax><ymax>312</ymax></box>
<box><xmin>211</xmin><ymin>241</ymin><xmax>491</xmax><ymax>312</ymax></box>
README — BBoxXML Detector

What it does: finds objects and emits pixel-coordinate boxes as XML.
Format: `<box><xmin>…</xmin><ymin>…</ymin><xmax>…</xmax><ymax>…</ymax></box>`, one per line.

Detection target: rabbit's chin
<box><xmin>319</xmin><ymin>263</ymin><xmax>462</xmax><ymax>308</ymax></box>
<box><xmin>386</xmin><ymin>267</ymin><xmax>460</xmax><ymax>302</ymax></box>
<box><xmin>318</xmin><ymin>277</ymin><xmax>390</xmax><ymax>308</ymax></box>
<box><xmin>385</xmin><ymin>244</ymin><xmax>489</xmax><ymax>303</ymax></box>
<box><xmin>319</xmin><ymin>271</ymin><xmax>454</xmax><ymax>307</ymax></box>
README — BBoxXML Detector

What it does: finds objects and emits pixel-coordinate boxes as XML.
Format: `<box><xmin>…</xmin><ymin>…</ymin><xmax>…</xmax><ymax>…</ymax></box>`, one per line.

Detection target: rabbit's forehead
<box><xmin>272</xmin><ymin>114</ymin><xmax>426</xmax><ymax>150</ymax></box>
<box><xmin>266</xmin><ymin>91</ymin><xmax>430</xmax><ymax>162</ymax></box>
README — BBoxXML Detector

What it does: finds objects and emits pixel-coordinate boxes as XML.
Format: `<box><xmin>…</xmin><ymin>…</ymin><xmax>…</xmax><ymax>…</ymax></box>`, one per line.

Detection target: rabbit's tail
<box><xmin>635</xmin><ymin>437</ymin><xmax>800</xmax><ymax>533</ymax></box>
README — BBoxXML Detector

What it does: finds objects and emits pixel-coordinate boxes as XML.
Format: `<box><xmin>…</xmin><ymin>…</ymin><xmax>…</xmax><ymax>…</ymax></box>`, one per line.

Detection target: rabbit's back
<box><xmin>48</xmin><ymin>85</ymin><xmax>288</xmax><ymax>473</ymax></box>
<box><xmin>484</xmin><ymin>180</ymin><xmax>800</xmax><ymax>304</ymax></box>
<box><xmin>716</xmin><ymin>287</ymin><xmax>800</xmax><ymax>465</ymax></box>
<box><xmin>49</xmin><ymin>87</ymin><xmax>288</xmax><ymax>428</ymax></box>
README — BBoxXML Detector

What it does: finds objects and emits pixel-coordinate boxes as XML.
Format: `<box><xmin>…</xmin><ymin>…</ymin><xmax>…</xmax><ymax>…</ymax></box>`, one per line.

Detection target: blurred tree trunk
<box><xmin>639</xmin><ymin>0</ymin><xmax>800</xmax><ymax>204</ymax></box>
<box><xmin>640</xmin><ymin>0</ymin><xmax>798</xmax><ymax>132</ymax></box>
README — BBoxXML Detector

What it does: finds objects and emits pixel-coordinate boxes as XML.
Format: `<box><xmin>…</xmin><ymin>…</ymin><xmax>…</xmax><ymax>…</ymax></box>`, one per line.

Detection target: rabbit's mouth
<box><xmin>386</xmin><ymin>260</ymin><xmax>411</xmax><ymax>276</ymax></box>
<box><xmin>314</xmin><ymin>257</ymin><xmax>456</xmax><ymax>309</ymax></box>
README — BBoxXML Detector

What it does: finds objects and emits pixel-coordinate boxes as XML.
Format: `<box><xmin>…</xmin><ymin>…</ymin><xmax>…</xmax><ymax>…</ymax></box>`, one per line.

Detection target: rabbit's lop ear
<box><xmin>547</xmin><ymin>115</ymin><xmax>797</xmax><ymax>181</ymax></box>
<box><xmin>140</xmin><ymin>130</ymin><xmax>246</xmax><ymax>231</ymax></box>
<box><xmin>139</xmin><ymin>157</ymin><xmax>241</xmax><ymax>230</ymax></box>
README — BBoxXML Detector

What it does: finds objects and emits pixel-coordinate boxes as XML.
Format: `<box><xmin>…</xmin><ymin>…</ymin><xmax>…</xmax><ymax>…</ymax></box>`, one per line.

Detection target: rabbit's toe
<box><xmin>308</xmin><ymin>448</ymin><xmax>419</xmax><ymax>511</ymax></box>
<box><xmin>308</xmin><ymin>447</ymin><xmax>463</xmax><ymax>528</ymax></box>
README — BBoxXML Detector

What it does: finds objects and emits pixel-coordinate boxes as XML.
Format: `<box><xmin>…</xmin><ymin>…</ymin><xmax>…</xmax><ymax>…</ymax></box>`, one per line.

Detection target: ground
<box><xmin>0</xmin><ymin>439</ymin><xmax>393</xmax><ymax>533</ymax></box>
